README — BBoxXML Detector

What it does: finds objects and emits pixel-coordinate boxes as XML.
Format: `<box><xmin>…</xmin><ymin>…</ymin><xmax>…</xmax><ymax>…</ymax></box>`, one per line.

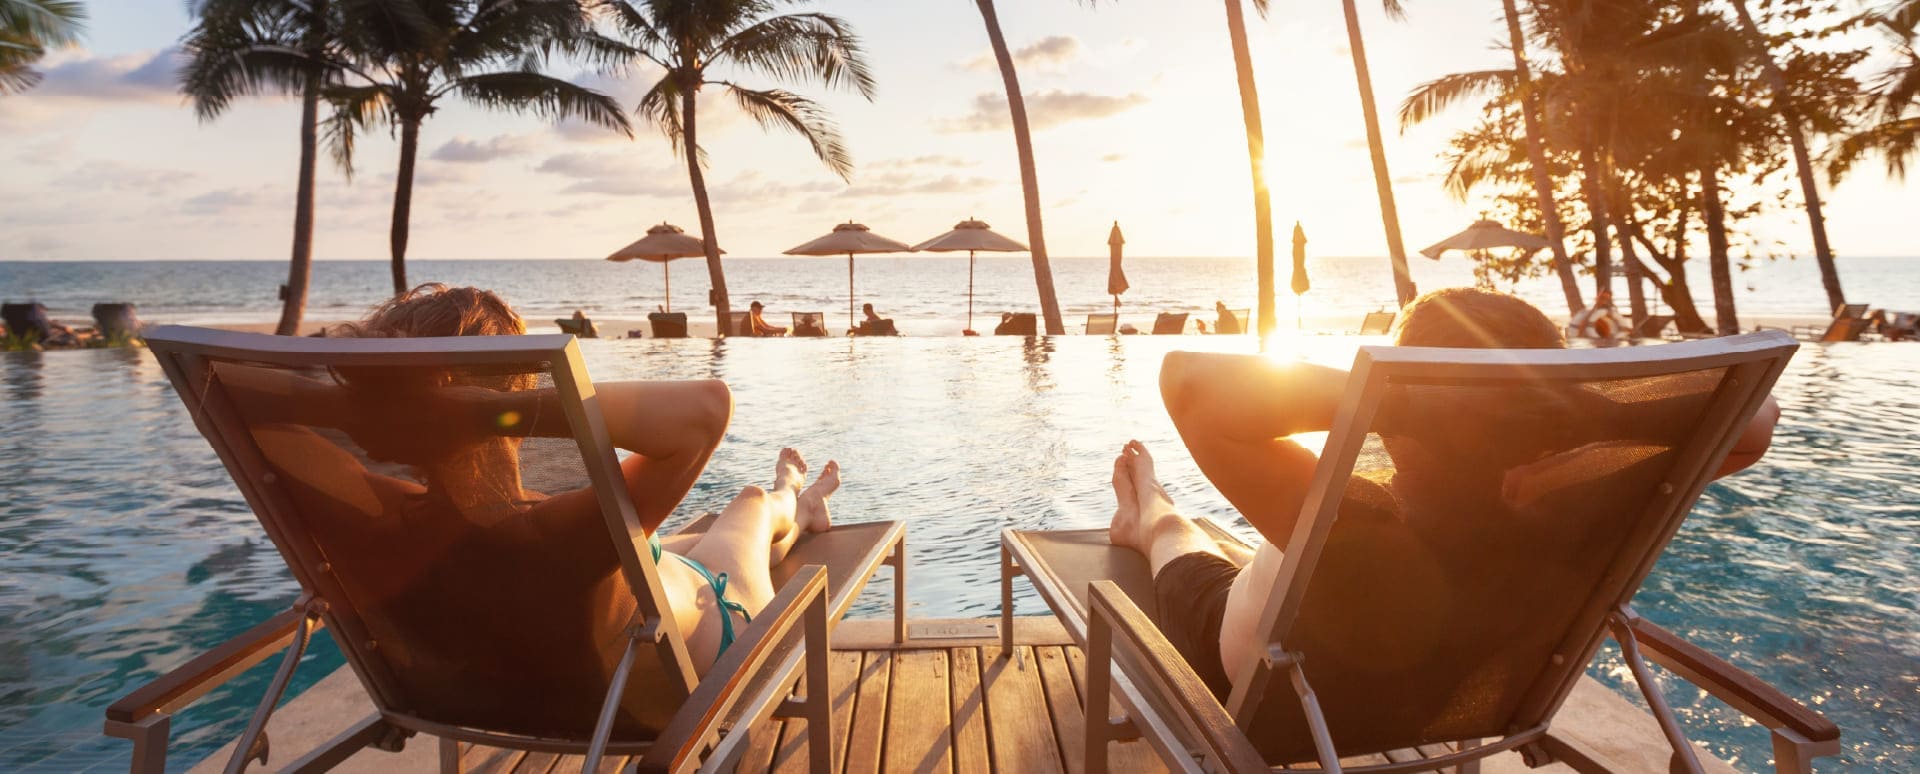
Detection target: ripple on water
<box><xmin>1</xmin><ymin>338</ymin><xmax>1916</xmax><ymax>769</ymax></box>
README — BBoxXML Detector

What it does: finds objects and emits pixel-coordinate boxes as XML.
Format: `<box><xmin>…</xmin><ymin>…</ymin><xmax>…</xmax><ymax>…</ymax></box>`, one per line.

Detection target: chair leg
<box><xmin>999</xmin><ymin>543</ymin><xmax>1018</xmax><ymax>654</ymax></box>
<box><xmin>887</xmin><ymin>539</ymin><xmax>908</xmax><ymax>644</ymax></box>
<box><xmin>805</xmin><ymin>590</ymin><xmax>835</xmax><ymax>773</ymax></box>
<box><xmin>1770</xmin><ymin>728</ymin><xmax>1838</xmax><ymax>774</ymax></box>
<box><xmin>584</xmin><ymin>632</ymin><xmax>644</xmax><ymax>772</ymax></box>
<box><xmin>1609</xmin><ymin>612</ymin><xmax>1705</xmax><ymax>774</ymax></box>
<box><xmin>438</xmin><ymin>737</ymin><xmax>462</xmax><ymax>774</ymax></box>
<box><xmin>224</xmin><ymin>607</ymin><xmax>318</xmax><ymax>774</ymax></box>
<box><xmin>103</xmin><ymin>715</ymin><xmax>171</xmax><ymax>774</ymax></box>
<box><xmin>1086</xmin><ymin>612</ymin><xmax>1114</xmax><ymax>774</ymax></box>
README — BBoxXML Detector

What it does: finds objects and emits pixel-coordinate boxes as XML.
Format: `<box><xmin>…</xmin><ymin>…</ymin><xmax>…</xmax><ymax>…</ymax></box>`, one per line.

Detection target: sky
<box><xmin>0</xmin><ymin>0</ymin><xmax>1913</xmax><ymax>262</ymax></box>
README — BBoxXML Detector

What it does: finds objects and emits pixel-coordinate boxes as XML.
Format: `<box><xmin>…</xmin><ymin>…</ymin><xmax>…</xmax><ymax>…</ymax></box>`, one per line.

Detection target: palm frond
<box><xmin>1831</xmin><ymin>115</ymin><xmax>1920</xmax><ymax>180</ymax></box>
<box><xmin>0</xmin><ymin>0</ymin><xmax>85</xmax><ymax>47</ymax></box>
<box><xmin>1399</xmin><ymin>68</ymin><xmax>1515</xmax><ymax>129</ymax></box>
<box><xmin>713</xmin><ymin>12</ymin><xmax>875</xmax><ymax>99</ymax></box>
<box><xmin>633</xmin><ymin>73</ymin><xmax>683</xmax><ymax>147</ymax></box>
<box><xmin>320</xmin><ymin>82</ymin><xmax>389</xmax><ymax>176</ymax></box>
<box><xmin>454</xmin><ymin>70</ymin><xmax>631</xmax><ymax>137</ymax></box>
<box><xmin>1379</xmin><ymin>0</ymin><xmax>1407</xmax><ymax>23</ymax></box>
<box><xmin>722</xmin><ymin>82</ymin><xmax>853</xmax><ymax>179</ymax></box>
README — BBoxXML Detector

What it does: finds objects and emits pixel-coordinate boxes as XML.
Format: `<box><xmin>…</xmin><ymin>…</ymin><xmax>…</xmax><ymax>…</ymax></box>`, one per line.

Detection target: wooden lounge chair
<box><xmin>648</xmin><ymin>311</ymin><xmax>689</xmax><ymax>339</ymax></box>
<box><xmin>791</xmin><ymin>312</ymin><xmax>829</xmax><ymax>337</ymax></box>
<box><xmin>1876</xmin><ymin>311</ymin><xmax>1917</xmax><ymax>341</ymax></box>
<box><xmin>555</xmin><ymin>315</ymin><xmax>599</xmax><ymax>338</ymax></box>
<box><xmin>854</xmin><ymin>319</ymin><xmax>899</xmax><ymax>336</ymax></box>
<box><xmin>1792</xmin><ymin>303</ymin><xmax>1870</xmax><ymax>341</ymax></box>
<box><xmin>109</xmin><ymin>327</ymin><xmax>906</xmax><ymax>773</ymax></box>
<box><xmin>1632</xmin><ymin>314</ymin><xmax>1675</xmax><ymax>340</ymax></box>
<box><xmin>1358</xmin><ymin>311</ymin><xmax>1396</xmax><ymax>336</ymax></box>
<box><xmin>1087</xmin><ymin>313</ymin><xmax>1119</xmax><ymax>335</ymax></box>
<box><xmin>995</xmin><ymin>312</ymin><xmax>1038</xmax><ymax>336</ymax></box>
<box><xmin>1216</xmin><ymin>308</ymin><xmax>1250</xmax><ymax>335</ymax></box>
<box><xmin>92</xmin><ymin>302</ymin><xmax>142</xmax><ymax>342</ymax></box>
<box><xmin>1152</xmin><ymin>313</ymin><xmax>1189</xmax><ymax>335</ymax></box>
<box><xmin>1002</xmin><ymin>331</ymin><xmax>1840</xmax><ymax>773</ymax></box>
<box><xmin>727</xmin><ymin>310</ymin><xmax>752</xmax><ymax>337</ymax></box>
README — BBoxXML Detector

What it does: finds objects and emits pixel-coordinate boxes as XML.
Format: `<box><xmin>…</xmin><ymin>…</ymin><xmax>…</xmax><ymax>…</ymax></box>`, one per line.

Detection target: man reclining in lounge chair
<box><xmin>1107</xmin><ymin>287</ymin><xmax>1783</xmax><ymax>698</ymax></box>
<box><xmin>219</xmin><ymin>284</ymin><xmax>838</xmax><ymax>673</ymax></box>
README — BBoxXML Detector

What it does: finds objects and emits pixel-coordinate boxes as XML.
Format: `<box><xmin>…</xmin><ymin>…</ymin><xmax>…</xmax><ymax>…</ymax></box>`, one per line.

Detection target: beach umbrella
<box><xmin>607</xmin><ymin>222</ymin><xmax>718</xmax><ymax>313</ymax></box>
<box><xmin>912</xmin><ymin>218</ymin><xmax>1028</xmax><ymax>333</ymax></box>
<box><xmin>1419</xmin><ymin>219</ymin><xmax>1549</xmax><ymax>259</ymax></box>
<box><xmin>1107</xmin><ymin>222</ymin><xmax>1129</xmax><ymax>316</ymax></box>
<box><xmin>784</xmin><ymin>221</ymin><xmax>913</xmax><ymax>331</ymax></box>
<box><xmin>1291</xmin><ymin>222</ymin><xmax>1310</xmax><ymax>329</ymax></box>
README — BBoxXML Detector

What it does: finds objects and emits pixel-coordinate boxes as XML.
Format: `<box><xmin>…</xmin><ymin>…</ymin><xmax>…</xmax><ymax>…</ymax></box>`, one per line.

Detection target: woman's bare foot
<box><xmin>773</xmin><ymin>447</ymin><xmax>808</xmax><ymax>493</ymax></box>
<box><xmin>1127</xmin><ymin>440</ymin><xmax>1179</xmax><ymax>522</ymax></box>
<box><xmin>796</xmin><ymin>460</ymin><xmax>840</xmax><ymax>533</ymax></box>
<box><xmin>1109</xmin><ymin>447</ymin><xmax>1147</xmax><ymax>550</ymax></box>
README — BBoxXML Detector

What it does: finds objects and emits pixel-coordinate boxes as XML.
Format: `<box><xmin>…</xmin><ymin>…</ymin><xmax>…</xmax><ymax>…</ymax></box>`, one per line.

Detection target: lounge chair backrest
<box><xmin>648</xmin><ymin>312</ymin><xmax>689</xmax><ymax>339</ymax></box>
<box><xmin>1819</xmin><ymin>317</ymin><xmax>1869</xmax><ymax>342</ymax></box>
<box><xmin>1228</xmin><ymin>331</ymin><xmax>1797</xmax><ymax>764</ymax></box>
<box><xmin>1835</xmin><ymin>303</ymin><xmax>1869</xmax><ymax>320</ymax></box>
<box><xmin>1358</xmin><ymin>311</ymin><xmax>1395</xmax><ymax>336</ymax></box>
<box><xmin>791</xmin><ymin>312</ymin><xmax>828</xmax><ymax>337</ymax></box>
<box><xmin>1151</xmin><ymin>312</ymin><xmax>1188</xmax><ymax>335</ymax></box>
<box><xmin>2</xmin><ymin>302</ymin><xmax>53</xmax><ymax>342</ymax></box>
<box><xmin>1086</xmin><ymin>313</ymin><xmax>1118</xmax><ymax>335</ymax></box>
<box><xmin>996</xmin><ymin>313</ymin><xmax>1038</xmax><ymax>336</ymax></box>
<box><xmin>728</xmin><ymin>311</ymin><xmax>751</xmax><ymax>336</ymax></box>
<box><xmin>92</xmin><ymin>303</ymin><xmax>141</xmax><ymax>340</ymax></box>
<box><xmin>143</xmin><ymin>327</ymin><xmax>698</xmax><ymax>746</ymax></box>
<box><xmin>1217</xmin><ymin>309</ymin><xmax>1249</xmax><ymax>335</ymax></box>
<box><xmin>1633</xmin><ymin>314</ymin><xmax>1674</xmax><ymax>339</ymax></box>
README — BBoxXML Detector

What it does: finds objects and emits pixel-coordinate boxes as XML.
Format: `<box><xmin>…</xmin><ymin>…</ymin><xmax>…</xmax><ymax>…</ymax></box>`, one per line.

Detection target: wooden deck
<box><xmin>189</xmin><ymin>618</ymin><xmax>1737</xmax><ymax>774</ymax></box>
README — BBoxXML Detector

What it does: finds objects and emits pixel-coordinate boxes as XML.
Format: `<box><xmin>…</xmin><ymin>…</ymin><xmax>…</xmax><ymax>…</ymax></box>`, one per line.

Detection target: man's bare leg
<box><xmin>1109</xmin><ymin>441</ymin><xmax>1224</xmax><ymax>576</ymax></box>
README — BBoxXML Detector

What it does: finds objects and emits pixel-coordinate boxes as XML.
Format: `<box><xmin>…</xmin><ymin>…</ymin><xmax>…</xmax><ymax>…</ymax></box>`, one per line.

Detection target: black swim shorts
<box><xmin>1152</xmin><ymin>551</ymin><xmax>1240</xmax><ymax>700</ymax></box>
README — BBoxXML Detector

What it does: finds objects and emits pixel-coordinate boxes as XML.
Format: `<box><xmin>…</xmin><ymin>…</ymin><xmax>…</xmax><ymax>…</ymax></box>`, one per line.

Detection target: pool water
<box><xmin>1</xmin><ymin>335</ymin><xmax>1914</xmax><ymax>771</ymax></box>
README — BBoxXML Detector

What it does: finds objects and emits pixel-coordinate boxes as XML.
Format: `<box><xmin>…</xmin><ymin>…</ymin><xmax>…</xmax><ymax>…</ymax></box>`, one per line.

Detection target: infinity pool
<box><xmin>1</xmin><ymin>335</ymin><xmax>1913</xmax><ymax>770</ymax></box>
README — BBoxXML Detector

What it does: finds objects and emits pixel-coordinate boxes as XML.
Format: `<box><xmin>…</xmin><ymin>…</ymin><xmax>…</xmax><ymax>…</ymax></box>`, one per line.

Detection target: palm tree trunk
<box><xmin>975</xmin><ymin>0</ymin><xmax>1064</xmax><ymax>335</ymax></box>
<box><xmin>1575</xmin><ymin>135</ymin><xmax>1614</xmax><ymax>299</ymax></box>
<box><xmin>1700</xmin><ymin>163</ymin><xmax>1739</xmax><ymax>335</ymax></box>
<box><xmin>1342</xmin><ymin>0</ymin><xmax>1415</xmax><ymax>307</ymax></box>
<box><xmin>276</xmin><ymin>63</ymin><xmax>321</xmax><ymax>335</ymax></box>
<box><xmin>682</xmin><ymin>87</ymin><xmax>731</xmax><ymax>336</ymax></box>
<box><xmin>1502</xmin><ymin>0</ymin><xmax>1583</xmax><ymax>315</ymax></box>
<box><xmin>1727</xmin><ymin>0</ymin><xmax>1843</xmax><ymax>312</ymax></box>
<box><xmin>1606</xmin><ymin>178</ymin><xmax>1649</xmax><ymax>325</ymax></box>
<box><xmin>1220</xmin><ymin>0</ymin><xmax>1277</xmax><ymax>338</ymax></box>
<box><xmin>388</xmin><ymin>117</ymin><xmax>419</xmax><ymax>296</ymax></box>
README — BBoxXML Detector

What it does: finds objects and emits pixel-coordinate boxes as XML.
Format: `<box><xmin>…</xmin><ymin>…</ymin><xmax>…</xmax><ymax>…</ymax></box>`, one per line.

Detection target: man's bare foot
<box><xmin>797</xmin><ymin>460</ymin><xmax>840</xmax><ymax>533</ymax></box>
<box><xmin>773</xmin><ymin>447</ymin><xmax>808</xmax><ymax>493</ymax></box>
<box><xmin>1109</xmin><ymin>447</ymin><xmax>1147</xmax><ymax>550</ymax></box>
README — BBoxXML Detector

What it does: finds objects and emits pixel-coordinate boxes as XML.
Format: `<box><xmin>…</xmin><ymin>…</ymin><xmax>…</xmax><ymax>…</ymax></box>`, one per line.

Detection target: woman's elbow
<box><xmin>692</xmin><ymin>380</ymin><xmax>733</xmax><ymax>439</ymax></box>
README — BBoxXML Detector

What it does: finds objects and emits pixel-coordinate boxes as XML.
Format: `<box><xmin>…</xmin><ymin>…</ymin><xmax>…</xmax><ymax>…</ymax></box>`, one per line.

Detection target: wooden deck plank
<box><xmin>461</xmin><ymin>744</ymin><xmax>528</xmax><ymax>773</ymax></box>
<box><xmin>827</xmin><ymin>650</ymin><xmax>864</xmax><ymax>773</ymax></box>
<box><xmin>734</xmin><ymin>719</ymin><xmax>784</xmax><ymax>774</ymax></box>
<box><xmin>885</xmin><ymin>650</ymin><xmax>955</xmax><ymax>773</ymax></box>
<box><xmin>544</xmin><ymin>753</ymin><xmax>628</xmax><ymax>774</ymax></box>
<box><xmin>769</xmin><ymin>672</ymin><xmax>813</xmax><ymax>774</ymax></box>
<box><xmin>510</xmin><ymin>751</ymin><xmax>561</xmax><ymax>774</ymax></box>
<box><xmin>979</xmin><ymin>645</ymin><xmax>1066</xmax><ymax>774</ymax></box>
<box><xmin>947</xmin><ymin>647</ymin><xmax>990</xmax><ymax>774</ymax></box>
<box><xmin>1062</xmin><ymin>645</ymin><xmax>1168</xmax><ymax>773</ymax></box>
<box><xmin>841</xmin><ymin>650</ymin><xmax>893</xmax><ymax>774</ymax></box>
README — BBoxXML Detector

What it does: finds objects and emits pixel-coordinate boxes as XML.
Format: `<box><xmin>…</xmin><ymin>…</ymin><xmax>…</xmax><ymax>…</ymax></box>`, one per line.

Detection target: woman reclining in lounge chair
<box><xmin>1108</xmin><ymin>287</ymin><xmax>1783</xmax><ymax>698</ymax></box>
<box><xmin>217</xmin><ymin>284</ymin><xmax>837</xmax><ymax>673</ymax></box>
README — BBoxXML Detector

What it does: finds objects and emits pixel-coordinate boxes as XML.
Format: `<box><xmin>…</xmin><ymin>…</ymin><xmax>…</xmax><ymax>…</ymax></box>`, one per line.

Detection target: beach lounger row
<box><xmin>1085</xmin><ymin>312</ymin><xmax>1192</xmax><ymax>335</ymax></box>
<box><xmin>109</xmin><ymin>328</ymin><xmax>1839</xmax><ymax>774</ymax></box>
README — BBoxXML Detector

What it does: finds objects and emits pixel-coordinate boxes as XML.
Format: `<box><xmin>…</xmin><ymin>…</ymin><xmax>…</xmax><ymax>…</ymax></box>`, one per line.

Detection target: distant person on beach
<box><xmin>1099</xmin><ymin>287</ymin><xmax>1782</xmax><ymax>699</ymax></box>
<box><xmin>747</xmin><ymin>301</ymin><xmax>788</xmax><ymax>337</ymax></box>
<box><xmin>568</xmin><ymin>309</ymin><xmax>599</xmax><ymax>338</ymax></box>
<box><xmin>221</xmin><ymin>285</ymin><xmax>835</xmax><ymax>673</ymax></box>
<box><xmin>1568</xmin><ymin>291</ymin><xmax>1623</xmax><ymax>343</ymax></box>
<box><xmin>1214</xmin><ymin>301</ymin><xmax>1242</xmax><ymax>335</ymax></box>
<box><xmin>793</xmin><ymin>313</ymin><xmax>828</xmax><ymax>337</ymax></box>
<box><xmin>856</xmin><ymin>303</ymin><xmax>894</xmax><ymax>336</ymax></box>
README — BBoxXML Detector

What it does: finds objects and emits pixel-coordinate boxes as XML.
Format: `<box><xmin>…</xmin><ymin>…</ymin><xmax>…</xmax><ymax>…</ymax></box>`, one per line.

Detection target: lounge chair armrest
<box><xmin>1087</xmin><ymin>581</ymin><xmax>1269</xmax><ymax>773</ymax></box>
<box><xmin>1625</xmin><ymin>617</ymin><xmax>1838</xmax><ymax>744</ymax></box>
<box><xmin>638</xmin><ymin>565</ymin><xmax>830</xmax><ymax>774</ymax></box>
<box><xmin>105</xmin><ymin>606</ymin><xmax>322</xmax><ymax>725</ymax></box>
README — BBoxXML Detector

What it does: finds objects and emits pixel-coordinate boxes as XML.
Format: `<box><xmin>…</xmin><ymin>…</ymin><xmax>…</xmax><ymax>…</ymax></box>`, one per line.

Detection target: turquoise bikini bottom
<box><xmin>648</xmin><ymin>535</ymin><xmax>752</xmax><ymax>655</ymax></box>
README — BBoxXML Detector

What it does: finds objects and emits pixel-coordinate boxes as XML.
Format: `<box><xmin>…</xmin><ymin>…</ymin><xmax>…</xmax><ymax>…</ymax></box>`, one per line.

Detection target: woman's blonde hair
<box><xmin>336</xmin><ymin>284</ymin><xmax>525</xmax><ymax>339</ymax></box>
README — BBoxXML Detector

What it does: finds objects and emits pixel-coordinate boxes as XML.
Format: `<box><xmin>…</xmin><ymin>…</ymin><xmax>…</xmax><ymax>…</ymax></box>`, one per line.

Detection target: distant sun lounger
<box><xmin>1215</xmin><ymin>308</ymin><xmax>1250</xmax><ymax>335</ymax></box>
<box><xmin>1151</xmin><ymin>312</ymin><xmax>1188</xmax><ymax>335</ymax></box>
<box><xmin>1085</xmin><ymin>313</ymin><xmax>1118</xmax><ymax>335</ymax></box>
<box><xmin>555</xmin><ymin>315</ymin><xmax>598</xmax><ymax>338</ymax></box>
<box><xmin>1358</xmin><ymin>310</ymin><xmax>1396</xmax><ymax>336</ymax></box>
<box><xmin>791</xmin><ymin>312</ymin><xmax>829</xmax><ymax>337</ymax></box>
<box><xmin>1001</xmin><ymin>331</ymin><xmax>1840</xmax><ymax>773</ymax></box>
<box><xmin>1794</xmin><ymin>303</ymin><xmax>1871</xmax><ymax>342</ymax></box>
<box><xmin>648</xmin><ymin>311</ymin><xmax>689</xmax><ymax>339</ymax></box>
<box><xmin>120</xmin><ymin>327</ymin><xmax>908</xmax><ymax>773</ymax></box>
<box><xmin>994</xmin><ymin>313</ymin><xmax>1038</xmax><ymax>336</ymax></box>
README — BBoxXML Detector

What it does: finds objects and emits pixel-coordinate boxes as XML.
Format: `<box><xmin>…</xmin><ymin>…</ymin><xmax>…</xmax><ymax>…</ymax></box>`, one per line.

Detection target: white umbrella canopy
<box><xmin>607</xmin><ymin>223</ymin><xmax>720</xmax><ymax>313</ymax></box>
<box><xmin>783</xmin><ymin>222</ymin><xmax>912</xmax><ymax>331</ymax></box>
<box><xmin>912</xmin><ymin>219</ymin><xmax>1029</xmax><ymax>332</ymax></box>
<box><xmin>1419</xmin><ymin>219</ymin><xmax>1549</xmax><ymax>259</ymax></box>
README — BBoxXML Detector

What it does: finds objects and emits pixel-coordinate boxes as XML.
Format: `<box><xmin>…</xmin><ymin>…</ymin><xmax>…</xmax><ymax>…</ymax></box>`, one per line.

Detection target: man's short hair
<box><xmin>1392</xmin><ymin>287</ymin><xmax>1564</xmax><ymax>349</ymax></box>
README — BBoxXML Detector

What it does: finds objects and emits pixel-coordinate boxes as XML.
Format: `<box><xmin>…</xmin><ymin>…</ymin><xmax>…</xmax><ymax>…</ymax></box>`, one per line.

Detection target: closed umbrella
<box><xmin>1107</xmin><ymin>222</ymin><xmax>1129</xmax><ymax>316</ymax></box>
<box><xmin>912</xmin><ymin>218</ymin><xmax>1028</xmax><ymax>334</ymax></box>
<box><xmin>784</xmin><ymin>222</ymin><xmax>912</xmax><ymax>331</ymax></box>
<box><xmin>607</xmin><ymin>223</ymin><xmax>717</xmax><ymax>313</ymax></box>
<box><xmin>1291</xmin><ymin>222</ymin><xmax>1310</xmax><ymax>329</ymax></box>
<box><xmin>1419</xmin><ymin>219</ymin><xmax>1549</xmax><ymax>259</ymax></box>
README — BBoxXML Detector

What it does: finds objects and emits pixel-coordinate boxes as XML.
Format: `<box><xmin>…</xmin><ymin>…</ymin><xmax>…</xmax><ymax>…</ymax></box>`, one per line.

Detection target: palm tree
<box><xmin>1500</xmin><ymin>0</ymin><xmax>1582</xmax><ymax>315</ymax></box>
<box><xmin>1220</xmin><ymin>0</ymin><xmax>1278</xmax><ymax>337</ymax></box>
<box><xmin>182</xmin><ymin>0</ymin><xmax>339</xmax><ymax>335</ymax></box>
<box><xmin>327</xmin><ymin>0</ymin><xmax>630</xmax><ymax>296</ymax></box>
<box><xmin>972</xmin><ymin>0</ymin><xmax>1072</xmax><ymax>336</ymax></box>
<box><xmin>1726</xmin><ymin>0</ymin><xmax>1843</xmax><ymax>313</ymax></box>
<box><xmin>1834</xmin><ymin>0</ymin><xmax>1920</xmax><ymax>180</ymax></box>
<box><xmin>0</xmin><ymin>0</ymin><xmax>84</xmax><ymax>94</ymax></box>
<box><xmin>603</xmin><ymin>0</ymin><xmax>874</xmax><ymax>337</ymax></box>
<box><xmin>1342</xmin><ymin>0</ymin><xmax>1416</xmax><ymax>306</ymax></box>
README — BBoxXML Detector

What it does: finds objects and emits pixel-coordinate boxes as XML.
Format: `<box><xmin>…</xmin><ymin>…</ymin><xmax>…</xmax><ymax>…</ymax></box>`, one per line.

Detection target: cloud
<box><xmin>535</xmin><ymin>151</ymin><xmax>684</xmax><ymax>196</ymax></box>
<box><xmin>939</xmin><ymin>91</ymin><xmax>1149</xmax><ymax>133</ymax></box>
<box><xmin>431</xmin><ymin>134</ymin><xmax>538</xmax><ymax>163</ymax></box>
<box><xmin>67</xmin><ymin>160</ymin><xmax>198</xmax><ymax>194</ymax></box>
<box><xmin>868</xmin><ymin>154</ymin><xmax>974</xmax><ymax>170</ymax></box>
<box><xmin>1101</xmin><ymin>153</ymin><xmax>1126</xmax><ymax>162</ymax></box>
<box><xmin>30</xmin><ymin>47</ymin><xmax>185</xmax><ymax>100</ymax></box>
<box><xmin>836</xmin><ymin>171</ymin><xmax>999</xmax><ymax>198</ymax></box>
<box><xmin>963</xmin><ymin>36</ymin><xmax>1083</xmax><ymax>73</ymax></box>
<box><xmin>183</xmin><ymin>187</ymin><xmax>270</xmax><ymax>215</ymax></box>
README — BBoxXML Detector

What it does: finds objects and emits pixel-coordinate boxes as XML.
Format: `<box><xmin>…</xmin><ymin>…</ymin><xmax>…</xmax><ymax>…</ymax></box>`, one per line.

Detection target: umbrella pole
<box><xmin>663</xmin><ymin>263</ymin><xmax>671</xmax><ymax>313</ymax></box>
<box><xmin>968</xmin><ymin>251</ymin><xmax>976</xmax><ymax>331</ymax></box>
<box><xmin>848</xmin><ymin>253</ymin><xmax>855</xmax><ymax>332</ymax></box>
